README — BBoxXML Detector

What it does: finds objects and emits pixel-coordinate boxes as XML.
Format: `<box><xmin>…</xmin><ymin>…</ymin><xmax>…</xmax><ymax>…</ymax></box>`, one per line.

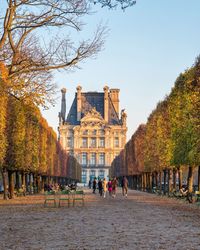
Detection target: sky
<box><xmin>42</xmin><ymin>0</ymin><xmax>200</xmax><ymax>140</ymax></box>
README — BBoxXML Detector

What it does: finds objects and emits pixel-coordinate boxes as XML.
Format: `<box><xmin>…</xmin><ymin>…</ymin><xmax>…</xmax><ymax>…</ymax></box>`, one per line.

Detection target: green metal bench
<box><xmin>72</xmin><ymin>190</ymin><xmax>85</xmax><ymax>207</ymax></box>
<box><xmin>58</xmin><ymin>190</ymin><xmax>71</xmax><ymax>207</ymax></box>
<box><xmin>44</xmin><ymin>191</ymin><xmax>56</xmax><ymax>207</ymax></box>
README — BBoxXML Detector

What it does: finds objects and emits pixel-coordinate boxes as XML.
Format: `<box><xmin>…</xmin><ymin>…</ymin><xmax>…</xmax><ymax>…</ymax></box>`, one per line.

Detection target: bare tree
<box><xmin>93</xmin><ymin>0</ymin><xmax>136</xmax><ymax>9</ymax></box>
<box><xmin>0</xmin><ymin>0</ymin><xmax>107</xmax><ymax>106</ymax></box>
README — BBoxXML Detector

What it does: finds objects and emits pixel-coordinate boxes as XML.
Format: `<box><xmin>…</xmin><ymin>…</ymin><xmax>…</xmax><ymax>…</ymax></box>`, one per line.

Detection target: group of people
<box><xmin>44</xmin><ymin>182</ymin><xmax>77</xmax><ymax>192</ymax></box>
<box><xmin>89</xmin><ymin>176</ymin><xmax>129</xmax><ymax>198</ymax></box>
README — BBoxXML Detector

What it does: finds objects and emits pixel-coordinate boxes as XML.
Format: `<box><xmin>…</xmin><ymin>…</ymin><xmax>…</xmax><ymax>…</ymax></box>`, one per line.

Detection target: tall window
<box><xmin>114</xmin><ymin>137</ymin><xmax>119</xmax><ymax>147</ymax></box>
<box><xmin>90</xmin><ymin>153</ymin><xmax>96</xmax><ymax>166</ymax></box>
<box><xmin>99</xmin><ymin>138</ymin><xmax>105</xmax><ymax>148</ymax></box>
<box><xmin>82</xmin><ymin>137</ymin><xmax>88</xmax><ymax>148</ymax></box>
<box><xmin>90</xmin><ymin>138</ymin><xmax>96</xmax><ymax>148</ymax></box>
<box><xmin>98</xmin><ymin>170</ymin><xmax>105</xmax><ymax>180</ymax></box>
<box><xmin>99</xmin><ymin>153</ymin><xmax>105</xmax><ymax>165</ymax></box>
<box><xmin>90</xmin><ymin>170</ymin><xmax>96</xmax><ymax>180</ymax></box>
<box><xmin>82</xmin><ymin>152</ymin><xmax>87</xmax><ymax>165</ymax></box>
<box><xmin>92</xmin><ymin>130</ymin><xmax>97</xmax><ymax>135</ymax></box>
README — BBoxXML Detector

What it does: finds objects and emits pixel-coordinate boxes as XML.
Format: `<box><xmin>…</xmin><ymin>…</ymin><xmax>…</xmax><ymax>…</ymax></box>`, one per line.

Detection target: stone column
<box><xmin>109</xmin><ymin>88</ymin><xmax>120</xmax><ymax>116</ymax></box>
<box><xmin>60</xmin><ymin>88</ymin><xmax>67</xmax><ymax>124</ymax></box>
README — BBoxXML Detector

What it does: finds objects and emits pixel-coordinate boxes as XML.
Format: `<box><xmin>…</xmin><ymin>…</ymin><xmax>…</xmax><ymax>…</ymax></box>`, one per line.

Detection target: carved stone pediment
<box><xmin>81</xmin><ymin>107</ymin><xmax>105</xmax><ymax>126</ymax></box>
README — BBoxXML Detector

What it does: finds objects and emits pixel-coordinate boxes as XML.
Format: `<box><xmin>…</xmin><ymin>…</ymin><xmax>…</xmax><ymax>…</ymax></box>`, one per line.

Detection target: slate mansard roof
<box><xmin>66</xmin><ymin>92</ymin><xmax>121</xmax><ymax>126</ymax></box>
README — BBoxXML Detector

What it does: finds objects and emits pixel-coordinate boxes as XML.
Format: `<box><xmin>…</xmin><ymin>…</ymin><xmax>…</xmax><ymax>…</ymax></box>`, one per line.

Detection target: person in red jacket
<box><xmin>107</xmin><ymin>179</ymin><xmax>112</xmax><ymax>197</ymax></box>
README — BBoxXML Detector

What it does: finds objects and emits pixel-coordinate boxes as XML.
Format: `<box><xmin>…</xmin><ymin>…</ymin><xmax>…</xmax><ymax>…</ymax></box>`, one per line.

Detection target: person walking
<box><xmin>107</xmin><ymin>179</ymin><xmax>112</xmax><ymax>197</ymax></box>
<box><xmin>92</xmin><ymin>177</ymin><xmax>97</xmax><ymax>194</ymax></box>
<box><xmin>98</xmin><ymin>179</ymin><xmax>103</xmax><ymax>197</ymax></box>
<box><xmin>102</xmin><ymin>178</ymin><xmax>107</xmax><ymax>198</ymax></box>
<box><xmin>121</xmin><ymin>176</ymin><xmax>129</xmax><ymax>197</ymax></box>
<box><xmin>112</xmin><ymin>177</ymin><xmax>118</xmax><ymax>198</ymax></box>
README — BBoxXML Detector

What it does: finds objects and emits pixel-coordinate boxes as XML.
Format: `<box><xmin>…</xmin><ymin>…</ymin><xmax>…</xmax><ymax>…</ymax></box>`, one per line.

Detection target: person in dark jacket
<box><xmin>92</xmin><ymin>178</ymin><xmax>97</xmax><ymax>194</ymax></box>
<box><xmin>98</xmin><ymin>179</ymin><xmax>103</xmax><ymax>196</ymax></box>
<box><xmin>121</xmin><ymin>176</ymin><xmax>129</xmax><ymax>197</ymax></box>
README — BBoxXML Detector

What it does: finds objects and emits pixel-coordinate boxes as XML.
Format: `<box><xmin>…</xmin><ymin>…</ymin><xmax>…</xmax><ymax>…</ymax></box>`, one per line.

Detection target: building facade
<box><xmin>58</xmin><ymin>86</ymin><xmax>127</xmax><ymax>184</ymax></box>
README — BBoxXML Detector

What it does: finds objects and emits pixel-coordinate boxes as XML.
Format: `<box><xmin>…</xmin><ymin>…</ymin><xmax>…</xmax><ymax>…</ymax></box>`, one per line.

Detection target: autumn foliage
<box><xmin>111</xmin><ymin>57</ymin><xmax>200</xmax><ymax>192</ymax></box>
<box><xmin>0</xmin><ymin>63</ymin><xmax>81</xmax><ymax>199</ymax></box>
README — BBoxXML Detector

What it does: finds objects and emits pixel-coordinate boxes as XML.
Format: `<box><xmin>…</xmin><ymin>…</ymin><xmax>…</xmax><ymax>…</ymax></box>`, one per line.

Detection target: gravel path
<box><xmin>0</xmin><ymin>189</ymin><xmax>200</xmax><ymax>250</ymax></box>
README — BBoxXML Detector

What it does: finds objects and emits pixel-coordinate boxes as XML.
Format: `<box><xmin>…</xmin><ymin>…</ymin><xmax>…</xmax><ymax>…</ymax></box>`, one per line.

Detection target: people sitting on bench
<box><xmin>180</xmin><ymin>186</ymin><xmax>194</xmax><ymax>203</ymax></box>
<box><xmin>180</xmin><ymin>186</ymin><xmax>188</xmax><ymax>197</ymax></box>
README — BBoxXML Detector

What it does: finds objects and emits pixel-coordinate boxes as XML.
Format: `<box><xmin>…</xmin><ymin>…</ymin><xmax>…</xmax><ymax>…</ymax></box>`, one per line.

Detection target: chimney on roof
<box><xmin>109</xmin><ymin>88</ymin><xmax>120</xmax><ymax>116</ymax></box>
<box><xmin>76</xmin><ymin>85</ymin><xmax>82</xmax><ymax>121</ymax></box>
<box><xmin>60</xmin><ymin>88</ymin><xmax>67</xmax><ymax>124</ymax></box>
<box><xmin>104</xmin><ymin>85</ymin><xmax>109</xmax><ymax>123</ymax></box>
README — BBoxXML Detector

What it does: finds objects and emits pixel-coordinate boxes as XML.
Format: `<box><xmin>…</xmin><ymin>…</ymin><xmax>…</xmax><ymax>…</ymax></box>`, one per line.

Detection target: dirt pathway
<box><xmin>0</xmin><ymin>189</ymin><xmax>200</xmax><ymax>250</ymax></box>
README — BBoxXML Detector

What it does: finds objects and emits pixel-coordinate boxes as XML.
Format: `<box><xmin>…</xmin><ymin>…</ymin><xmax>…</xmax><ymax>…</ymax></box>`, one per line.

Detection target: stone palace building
<box><xmin>58</xmin><ymin>86</ymin><xmax>127</xmax><ymax>184</ymax></box>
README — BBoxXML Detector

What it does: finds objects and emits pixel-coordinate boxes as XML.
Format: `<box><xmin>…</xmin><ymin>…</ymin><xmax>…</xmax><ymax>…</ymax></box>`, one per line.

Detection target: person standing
<box><xmin>102</xmin><ymin>178</ymin><xmax>107</xmax><ymax>198</ymax></box>
<box><xmin>88</xmin><ymin>180</ymin><xmax>92</xmax><ymax>189</ymax></box>
<box><xmin>121</xmin><ymin>176</ymin><xmax>129</xmax><ymax>197</ymax></box>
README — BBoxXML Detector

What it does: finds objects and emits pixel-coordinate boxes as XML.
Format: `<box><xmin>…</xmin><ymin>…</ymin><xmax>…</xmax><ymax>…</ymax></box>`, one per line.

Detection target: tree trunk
<box><xmin>141</xmin><ymin>174</ymin><xmax>144</xmax><ymax>191</ymax></box>
<box><xmin>2</xmin><ymin>168</ymin><xmax>8</xmax><ymax>200</ymax></box>
<box><xmin>187</xmin><ymin>166</ymin><xmax>194</xmax><ymax>193</ymax></box>
<box><xmin>173</xmin><ymin>169</ymin><xmax>176</xmax><ymax>190</ymax></box>
<box><xmin>139</xmin><ymin>175</ymin><xmax>142</xmax><ymax>190</ymax></box>
<box><xmin>33</xmin><ymin>174</ymin><xmax>37</xmax><ymax>193</ymax></box>
<box><xmin>29</xmin><ymin>173</ymin><xmax>33</xmax><ymax>194</ymax></box>
<box><xmin>41</xmin><ymin>176</ymin><xmax>45</xmax><ymax>192</ymax></box>
<box><xmin>152</xmin><ymin>172</ymin><xmax>155</xmax><ymax>188</ymax></box>
<box><xmin>159</xmin><ymin>171</ymin><xmax>162</xmax><ymax>193</ymax></box>
<box><xmin>147</xmin><ymin>172</ymin><xmax>150</xmax><ymax>191</ymax></box>
<box><xmin>47</xmin><ymin>176</ymin><xmax>50</xmax><ymax>185</ymax></box>
<box><xmin>21</xmin><ymin>172</ymin><xmax>26</xmax><ymax>187</ymax></box>
<box><xmin>163</xmin><ymin>169</ymin><xmax>167</xmax><ymax>195</ymax></box>
<box><xmin>143</xmin><ymin>173</ymin><xmax>147</xmax><ymax>191</ymax></box>
<box><xmin>135</xmin><ymin>175</ymin><xmax>137</xmax><ymax>190</ymax></box>
<box><xmin>168</xmin><ymin>169</ymin><xmax>173</xmax><ymax>194</ymax></box>
<box><xmin>8</xmin><ymin>170</ymin><xmax>15</xmax><ymax>199</ymax></box>
<box><xmin>25</xmin><ymin>173</ymin><xmax>28</xmax><ymax>192</ymax></box>
<box><xmin>149</xmin><ymin>172</ymin><xmax>152</xmax><ymax>192</ymax></box>
<box><xmin>155</xmin><ymin>172</ymin><xmax>158</xmax><ymax>189</ymax></box>
<box><xmin>145</xmin><ymin>173</ymin><xmax>148</xmax><ymax>191</ymax></box>
<box><xmin>198</xmin><ymin>166</ymin><xmax>200</xmax><ymax>191</ymax></box>
<box><xmin>133</xmin><ymin>176</ymin><xmax>135</xmax><ymax>189</ymax></box>
<box><xmin>15</xmin><ymin>171</ymin><xmax>20</xmax><ymax>191</ymax></box>
<box><xmin>178</xmin><ymin>167</ymin><xmax>182</xmax><ymax>190</ymax></box>
<box><xmin>36</xmin><ymin>175</ymin><xmax>42</xmax><ymax>193</ymax></box>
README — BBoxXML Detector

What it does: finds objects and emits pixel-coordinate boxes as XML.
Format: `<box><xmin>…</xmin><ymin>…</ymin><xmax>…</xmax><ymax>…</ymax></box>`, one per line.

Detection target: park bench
<box><xmin>72</xmin><ymin>190</ymin><xmax>85</xmax><ymax>207</ymax></box>
<box><xmin>14</xmin><ymin>188</ymin><xmax>26</xmax><ymax>197</ymax></box>
<box><xmin>16</xmin><ymin>189</ymin><xmax>26</xmax><ymax>197</ymax></box>
<box><xmin>58</xmin><ymin>190</ymin><xmax>71</xmax><ymax>207</ymax></box>
<box><xmin>44</xmin><ymin>191</ymin><xmax>56</xmax><ymax>208</ymax></box>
